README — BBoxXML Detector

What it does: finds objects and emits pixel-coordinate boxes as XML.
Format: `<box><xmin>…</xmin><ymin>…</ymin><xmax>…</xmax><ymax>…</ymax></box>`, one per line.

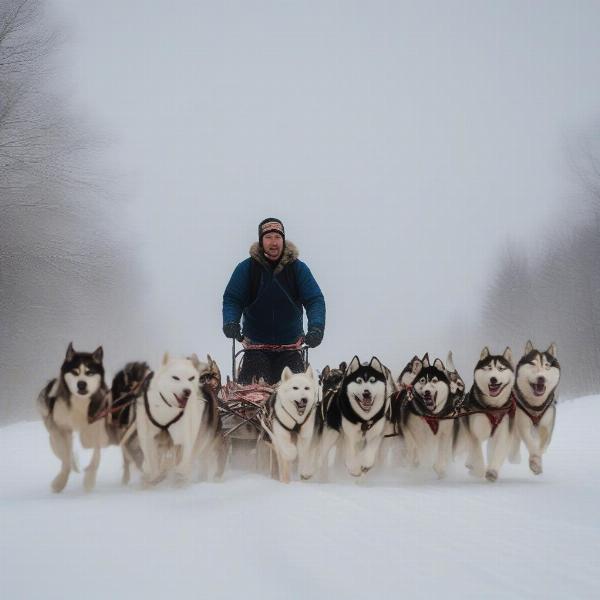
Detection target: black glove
<box><xmin>223</xmin><ymin>322</ymin><xmax>243</xmax><ymax>342</ymax></box>
<box><xmin>304</xmin><ymin>328</ymin><xmax>323</xmax><ymax>348</ymax></box>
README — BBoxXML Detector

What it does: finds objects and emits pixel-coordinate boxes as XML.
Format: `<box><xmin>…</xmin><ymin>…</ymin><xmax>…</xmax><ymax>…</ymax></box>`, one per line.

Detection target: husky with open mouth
<box><xmin>135</xmin><ymin>353</ymin><xmax>225</xmax><ymax>485</ymax></box>
<box><xmin>320</xmin><ymin>356</ymin><xmax>393</xmax><ymax>478</ymax></box>
<box><xmin>260</xmin><ymin>365</ymin><xmax>319</xmax><ymax>483</ymax></box>
<box><xmin>37</xmin><ymin>343</ymin><xmax>110</xmax><ymax>493</ymax></box>
<box><xmin>400</xmin><ymin>353</ymin><xmax>463</xmax><ymax>478</ymax></box>
<box><xmin>509</xmin><ymin>341</ymin><xmax>560</xmax><ymax>475</ymax></box>
<box><xmin>459</xmin><ymin>347</ymin><xmax>516</xmax><ymax>482</ymax></box>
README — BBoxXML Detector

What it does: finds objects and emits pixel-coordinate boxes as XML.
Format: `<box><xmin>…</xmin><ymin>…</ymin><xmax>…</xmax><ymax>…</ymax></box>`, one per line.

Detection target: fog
<box><xmin>2</xmin><ymin>1</ymin><xmax>600</xmax><ymax>421</ymax></box>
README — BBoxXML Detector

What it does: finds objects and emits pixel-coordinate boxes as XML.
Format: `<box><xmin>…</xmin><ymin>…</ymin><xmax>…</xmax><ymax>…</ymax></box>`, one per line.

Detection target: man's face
<box><xmin>262</xmin><ymin>232</ymin><xmax>284</xmax><ymax>261</ymax></box>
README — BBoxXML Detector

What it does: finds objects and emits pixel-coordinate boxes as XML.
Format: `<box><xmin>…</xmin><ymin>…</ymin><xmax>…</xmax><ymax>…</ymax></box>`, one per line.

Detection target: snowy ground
<box><xmin>1</xmin><ymin>397</ymin><xmax>599</xmax><ymax>600</ymax></box>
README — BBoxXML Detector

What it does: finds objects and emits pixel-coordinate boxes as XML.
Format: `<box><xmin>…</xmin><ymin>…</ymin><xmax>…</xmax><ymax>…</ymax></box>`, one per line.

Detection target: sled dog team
<box><xmin>37</xmin><ymin>341</ymin><xmax>560</xmax><ymax>492</ymax></box>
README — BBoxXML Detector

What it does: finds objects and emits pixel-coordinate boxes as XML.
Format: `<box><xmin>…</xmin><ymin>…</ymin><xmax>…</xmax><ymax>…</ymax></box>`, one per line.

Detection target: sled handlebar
<box><xmin>230</xmin><ymin>337</ymin><xmax>309</xmax><ymax>382</ymax></box>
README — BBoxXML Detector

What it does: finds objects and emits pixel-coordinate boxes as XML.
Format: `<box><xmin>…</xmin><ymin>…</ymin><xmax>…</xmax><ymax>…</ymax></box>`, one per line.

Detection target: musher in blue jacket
<box><xmin>222</xmin><ymin>218</ymin><xmax>326</xmax><ymax>384</ymax></box>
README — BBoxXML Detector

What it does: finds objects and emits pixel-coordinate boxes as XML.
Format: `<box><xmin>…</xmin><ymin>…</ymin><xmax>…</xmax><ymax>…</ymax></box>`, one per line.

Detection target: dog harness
<box><xmin>464</xmin><ymin>389</ymin><xmax>516</xmax><ymax>436</ymax></box>
<box><xmin>404</xmin><ymin>388</ymin><xmax>457</xmax><ymax>435</ymax></box>
<box><xmin>513</xmin><ymin>388</ymin><xmax>556</xmax><ymax>426</ymax></box>
<box><xmin>265</xmin><ymin>391</ymin><xmax>316</xmax><ymax>435</ymax></box>
<box><xmin>143</xmin><ymin>381</ymin><xmax>186</xmax><ymax>431</ymax></box>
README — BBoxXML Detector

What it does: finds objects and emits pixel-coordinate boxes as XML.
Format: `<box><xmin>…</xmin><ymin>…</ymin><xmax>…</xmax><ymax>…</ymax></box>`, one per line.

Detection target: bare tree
<box><xmin>0</xmin><ymin>0</ymin><xmax>142</xmax><ymax>422</ymax></box>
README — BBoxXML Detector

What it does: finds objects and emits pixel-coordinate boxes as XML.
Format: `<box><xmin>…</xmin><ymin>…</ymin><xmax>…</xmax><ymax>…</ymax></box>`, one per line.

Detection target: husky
<box><xmin>37</xmin><ymin>343</ymin><xmax>110</xmax><ymax>493</ymax></box>
<box><xmin>135</xmin><ymin>353</ymin><xmax>227</xmax><ymax>485</ymax></box>
<box><xmin>320</xmin><ymin>356</ymin><xmax>393</xmax><ymax>478</ymax></box>
<box><xmin>107</xmin><ymin>361</ymin><xmax>152</xmax><ymax>484</ymax></box>
<box><xmin>509</xmin><ymin>341</ymin><xmax>560</xmax><ymax>475</ymax></box>
<box><xmin>459</xmin><ymin>347</ymin><xmax>516</xmax><ymax>482</ymax></box>
<box><xmin>260</xmin><ymin>365</ymin><xmax>319</xmax><ymax>483</ymax></box>
<box><xmin>400</xmin><ymin>353</ymin><xmax>463</xmax><ymax>478</ymax></box>
<box><xmin>397</xmin><ymin>355</ymin><xmax>422</xmax><ymax>390</ymax></box>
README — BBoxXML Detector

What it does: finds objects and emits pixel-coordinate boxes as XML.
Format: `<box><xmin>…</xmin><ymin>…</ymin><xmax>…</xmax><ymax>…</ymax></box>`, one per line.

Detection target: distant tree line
<box><xmin>0</xmin><ymin>0</ymin><xmax>141</xmax><ymax>422</ymax></box>
<box><xmin>481</xmin><ymin>135</ymin><xmax>600</xmax><ymax>398</ymax></box>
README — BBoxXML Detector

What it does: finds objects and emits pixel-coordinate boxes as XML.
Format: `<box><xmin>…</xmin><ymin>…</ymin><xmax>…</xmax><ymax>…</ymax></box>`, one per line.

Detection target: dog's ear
<box><xmin>446</xmin><ymin>351</ymin><xmax>456</xmax><ymax>374</ymax></box>
<box><xmin>162</xmin><ymin>352</ymin><xmax>170</xmax><ymax>366</ymax></box>
<box><xmin>524</xmin><ymin>340</ymin><xmax>534</xmax><ymax>354</ymax></box>
<box><xmin>305</xmin><ymin>365</ymin><xmax>315</xmax><ymax>380</ymax></box>
<box><xmin>207</xmin><ymin>354</ymin><xmax>215</xmax><ymax>368</ymax></box>
<box><xmin>546</xmin><ymin>343</ymin><xmax>557</xmax><ymax>358</ymax></box>
<box><xmin>411</xmin><ymin>358</ymin><xmax>422</xmax><ymax>374</ymax></box>
<box><xmin>433</xmin><ymin>358</ymin><xmax>444</xmax><ymax>372</ymax></box>
<box><xmin>346</xmin><ymin>356</ymin><xmax>360</xmax><ymax>375</ymax></box>
<box><xmin>369</xmin><ymin>356</ymin><xmax>384</xmax><ymax>374</ymax></box>
<box><xmin>189</xmin><ymin>353</ymin><xmax>201</xmax><ymax>370</ymax></box>
<box><xmin>321</xmin><ymin>365</ymin><xmax>330</xmax><ymax>380</ymax></box>
<box><xmin>65</xmin><ymin>342</ymin><xmax>75</xmax><ymax>361</ymax></box>
<box><xmin>480</xmin><ymin>347</ymin><xmax>490</xmax><ymax>361</ymax></box>
<box><xmin>339</xmin><ymin>361</ymin><xmax>347</xmax><ymax>372</ymax></box>
<box><xmin>92</xmin><ymin>346</ymin><xmax>103</xmax><ymax>363</ymax></box>
<box><xmin>422</xmin><ymin>353</ymin><xmax>430</xmax><ymax>368</ymax></box>
<box><xmin>281</xmin><ymin>367</ymin><xmax>293</xmax><ymax>382</ymax></box>
<box><xmin>503</xmin><ymin>347</ymin><xmax>513</xmax><ymax>366</ymax></box>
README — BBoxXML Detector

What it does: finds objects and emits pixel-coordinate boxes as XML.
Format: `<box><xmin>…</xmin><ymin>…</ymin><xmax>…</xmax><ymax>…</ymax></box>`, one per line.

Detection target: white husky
<box><xmin>510</xmin><ymin>341</ymin><xmax>560</xmax><ymax>475</ymax></box>
<box><xmin>261</xmin><ymin>366</ymin><xmax>319</xmax><ymax>483</ymax></box>
<box><xmin>460</xmin><ymin>347</ymin><xmax>516</xmax><ymax>482</ymax></box>
<box><xmin>136</xmin><ymin>353</ymin><xmax>222</xmax><ymax>485</ymax></box>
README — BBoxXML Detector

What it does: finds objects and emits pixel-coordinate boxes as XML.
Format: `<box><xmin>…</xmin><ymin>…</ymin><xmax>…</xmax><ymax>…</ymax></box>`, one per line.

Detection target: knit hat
<box><xmin>258</xmin><ymin>218</ymin><xmax>285</xmax><ymax>243</ymax></box>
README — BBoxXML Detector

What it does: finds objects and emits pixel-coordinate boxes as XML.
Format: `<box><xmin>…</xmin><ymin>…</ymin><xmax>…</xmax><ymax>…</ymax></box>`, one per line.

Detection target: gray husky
<box><xmin>509</xmin><ymin>341</ymin><xmax>560</xmax><ymax>475</ymax></box>
<box><xmin>37</xmin><ymin>343</ymin><xmax>111</xmax><ymax>492</ymax></box>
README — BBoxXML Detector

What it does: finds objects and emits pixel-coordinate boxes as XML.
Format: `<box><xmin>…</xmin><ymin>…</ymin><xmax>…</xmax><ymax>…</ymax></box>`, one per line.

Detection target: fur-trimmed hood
<box><xmin>249</xmin><ymin>240</ymin><xmax>299</xmax><ymax>275</ymax></box>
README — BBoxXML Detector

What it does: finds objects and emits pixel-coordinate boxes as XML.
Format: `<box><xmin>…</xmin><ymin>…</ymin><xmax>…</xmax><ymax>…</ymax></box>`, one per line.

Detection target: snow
<box><xmin>1</xmin><ymin>397</ymin><xmax>599</xmax><ymax>599</ymax></box>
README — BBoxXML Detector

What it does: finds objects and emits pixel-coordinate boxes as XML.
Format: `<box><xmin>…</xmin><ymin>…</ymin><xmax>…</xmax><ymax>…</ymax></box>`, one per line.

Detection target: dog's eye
<box><xmin>85</xmin><ymin>370</ymin><xmax>95</xmax><ymax>376</ymax></box>
<box><xmin>293</xmin><ymin>386</ymin><xmax>299</xmax><ymax>390</ymax></box>
<box><xmin>432</xmin><ymin>377</ymin><xmax>438</xmax><ymax>383</ymax></box>
<box><xmin>188</xmin><ymin>376</ymin><xmax>195</xmax><ymax>381</ymax></box>
<box><xmin>172</xmin><ymin>376</ymin><xmax>180</xmax><ymax>381</ymax></box>
<box><xmin>498</xmin><ymin>366</ymin><xmax>506</xmax><ymax>371</ymax></box>
<box><xmin>304</xmin><ymin>386</ymin><xmax>310</xmax><ymax>391</ymax></box>
<box><xmin>356</xmin><ymin>378</ymin><xmax>363</xmax><ymax>384</ymax></box>
<box><xmin>369</xmin><ymin>377</ymin><xmax>376</xmax><ymax>383</ymax></box>
<box><xmin>419</xmin><ymin>377</ymin><xmax>426</xmax><ymax>384</ymax></box>
<box><xmin>71</xmin><ymin>369</ymin><xmax>79</xmax><ymax>375</ymax></box>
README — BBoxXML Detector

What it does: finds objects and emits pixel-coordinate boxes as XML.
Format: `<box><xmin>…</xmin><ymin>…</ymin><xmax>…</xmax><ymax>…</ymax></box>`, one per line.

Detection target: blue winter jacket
<box><xmin>222</xmin><ymin>241</ymin><xmax>326</xmax><ymax>344</ymax></box>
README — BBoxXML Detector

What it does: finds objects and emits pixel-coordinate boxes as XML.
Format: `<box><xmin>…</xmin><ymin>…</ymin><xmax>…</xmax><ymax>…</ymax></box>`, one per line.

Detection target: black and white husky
<box><xmin>400</xmin><ymin>353</ymin><xmax>464</xmax><ymax>478</ymax></box>
<box><xmin>321</xmin><ymin>356</ymin><xmax>393</xmax><ymax>477</ymax></box>
<box><xmin>459</xmin><ymin>347</ymin><xmax>516</xmax><ymax>482</ymax></box>
<box><xmin>260</xmin><ymin>366</ymin><xmax>319</xmax><ymax>483</ymax></box>
<box><xmin>510</xmin><ymin>341</ymin><xmax>560</xmax><ymax>475</ymax></box>
<box><xmin>135</xmin><ymin>353</ymin><xmax>227</xmax><ymax>485</ymax></box>
<box><xmin>37</xmin><ymin>343</ymin><xmax>110</xmax><ymax>493</ymax></box>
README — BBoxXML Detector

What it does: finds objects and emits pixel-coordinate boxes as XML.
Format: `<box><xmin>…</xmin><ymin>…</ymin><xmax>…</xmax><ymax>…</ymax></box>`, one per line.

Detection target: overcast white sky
<box><xmin>48</xmin><ymin>0</ymin><xmax>600</xmax><ymax>376</ymax></box>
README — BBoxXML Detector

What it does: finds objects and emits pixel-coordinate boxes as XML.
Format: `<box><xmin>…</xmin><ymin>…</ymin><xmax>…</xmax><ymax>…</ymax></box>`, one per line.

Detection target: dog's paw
<box><xmin>485</xmin><ymin>469</ymin><xmax>498</xmax><ymax>482</ymax></box>
<box><xmin>51</xmin><ymin>471</ymin><xmax>69</xmax><ymax>493</ymax></box>
<box><xmin>361</xmin><ymin>465</ymin><xmax>371</xmax><ymax>474</ymax></box>
<box><xmin>83</xmin><ymin>469</ymin><xmax>97</xmax><ymax>492</ymax></box>
<box><xmin>529</xmin><ymin>455</ymin><xmax>543</xmax><ymax>475</ymax></box>
<box><xmin>468</xmin><ymin>466</ymin><xmax>484</xmax><ymax>479</ymax></box>
<box><xmin>434</xmin><ymin>466</ymin><xmax>447</xmax><ymax>480</ymax></box>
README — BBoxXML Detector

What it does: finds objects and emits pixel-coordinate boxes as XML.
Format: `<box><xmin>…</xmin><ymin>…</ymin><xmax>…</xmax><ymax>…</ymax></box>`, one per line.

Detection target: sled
<box><xmin>218</xmin><ymin>338</ymin><xmax>309</xmax><ymax>441</ymax></box>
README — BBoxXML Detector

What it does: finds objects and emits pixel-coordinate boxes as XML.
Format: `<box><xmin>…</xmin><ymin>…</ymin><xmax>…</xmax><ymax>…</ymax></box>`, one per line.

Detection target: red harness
<box><xmin>515</xmin><ymin>390</ymin><xmax>555</xmax><ymax>426</ymax></box>
<box><xmin>482</xmin><ymin>392</ymin><xmax>516</xmax><ymax>436</ymax></box>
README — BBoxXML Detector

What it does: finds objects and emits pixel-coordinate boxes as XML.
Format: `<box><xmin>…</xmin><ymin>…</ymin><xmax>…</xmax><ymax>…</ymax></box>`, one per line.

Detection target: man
<box><xmin>222</xmin><ymin>218</ymin><xmax>326</xmax><ymax>385</ymax></box>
